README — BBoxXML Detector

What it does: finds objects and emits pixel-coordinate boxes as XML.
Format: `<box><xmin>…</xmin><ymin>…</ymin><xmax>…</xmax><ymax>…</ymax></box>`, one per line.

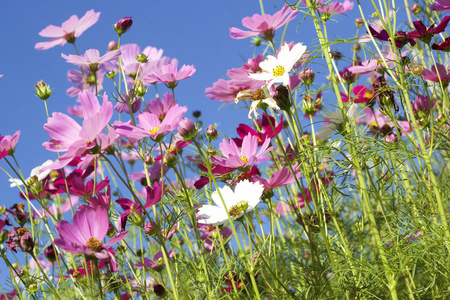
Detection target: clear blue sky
<box><xmin>0</xmin><ymin>0</ymin><xmax>386</xmax><ymax>285</ymax></box>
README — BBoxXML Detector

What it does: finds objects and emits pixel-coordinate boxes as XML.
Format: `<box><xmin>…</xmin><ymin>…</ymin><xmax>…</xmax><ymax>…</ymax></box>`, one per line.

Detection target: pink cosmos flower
<box><xmin>252</xmin><ymin>164</ymin><xmax>301</xmax><ymax>190</ymax></box>
<box><xmin>431</xmin><ymin>0</ymin><xmax>450</xmax><ymax>10</ymax></box>
<box><xmin>341</xmin><ymin>85</ymin><xmax>374</xmax><ymax>103</ymax></box>
<box><xmin>114</xmin><ymin>105</ymin><xmax>187</xmax><ymax>140</ymax></box>
<box><xmin>147</xmin><ymin>92</ymin><xmax>175</xmax><ymax>118</ymax></box>
<box><xmin>42</xmin><ymin>90</ymin><xmax>113</xmax><ymax>170</ymax></box>
<box><xmin>432</xmin><ymin>37</ymin><xmax>450</xmax><ymax>51</ymax></box>
<box><xmin>234</xmin><ymin>113</ymin><xmax>283</xmax><ymax>147</ymax></box>
<box><xmin>213</xmin><ymin>133</ymin><xmax>272</xmax><ymax>169</ymax></box>
<box><xmin>229</xmin><ymin>4</ymin><xmax>298</xmax><ymax>40</ymax></box>
<box><xmin>35</xmin><ymin>10</ymin><xmax>100</xmax><ymax>50</ymax></box>
<box><xmin>198</xmin><ymin>224</ymin><xmax>233</xmax><ymax>252</ymax></box>
<box><xmin>62</xmin><ymin>49</ymin><xmax>122</xmax><ymax>73</ymax></box>
<box><xmin>359</xmin><ymin>107</ymin><xmax>411</xmax><ymax>137</ymax></box>
<box><xmin>66</xmin><ymin>67</ymin><xmax>105</xmax><ymax>97</ymax></box>
<box><xmin>53</xmin><ymin>205</ymin><xmax>128</xmax><ymax>271</ymax></box>
<box><xmin>0</xmin><ymin>131</ymin><xmax>21</xmax><ymax>156</ymax></box>
<box><xmin>144</xmin><ymin>64</ymin><xmax>196</xmax><ymax>88</ymax></box>
<box><xmin>69</xmin><ymin>175</ymin><xmax>109</xmax><ymax>199</ymax></box>
<box><xmin>422</xmin><ymin>63</ymin><xmax>450</xmax><ymax>84</ymax></box>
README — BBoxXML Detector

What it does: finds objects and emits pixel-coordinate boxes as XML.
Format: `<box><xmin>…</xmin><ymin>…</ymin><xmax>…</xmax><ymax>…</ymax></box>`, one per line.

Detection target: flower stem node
<box><xmin>34</xmin><ymin>81</ymin><xmax>52</xmax><ymax>100</ymax></box>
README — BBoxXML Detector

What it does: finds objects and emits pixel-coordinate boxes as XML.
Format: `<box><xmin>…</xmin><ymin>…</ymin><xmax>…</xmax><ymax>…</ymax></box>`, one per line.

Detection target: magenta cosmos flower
<box><xmin>42</xmin><ymin>90</ymin><xmax>113</xmax><ymax>170</ymax></box>
<box><xmin>0</xmin><ymin>131</ymin><xmax>20</xmax><ymax>156</ymax></box>
<box><xmin>35</xmin><ymin>10</ymin><xmax>100</xmax><ymax>50</ymax></box>
<box><xmin>144</xmin><ymin>64</ymin><xmax>196</xmax><ymax>89</ymax></box>
<box><xmin>408</xmin><ymin>16</ymin><xmax>450</xmax><ymax>44</ymax></box>
<box><xmin>62</xmin><ymin>49</ymin><xmax>121</xmax><ymax>72</ymax></box>
<box><xmin>422</xmin><ymin>63</ymin><xmax>450</xmax><ymax>85</ymax></box>
<box><xmin>54</xmin><ymin>205</ymin><xmax>128</xmax><ymax>271</ymax></box>
<box><xmin>229</xmin><ymin>4</ymin><xmax>298</xmax><ymax>40</ymax></box>
<box><xmin>213</xmin><ymin>133</ymin><xmax>272</xmax><ymax>169</ymax></box>
<box><xmin>431</xmin><ymin>0</ymin><xmax>450</xmax><ymax>10</ymax></box>
<box><xmin>114</xmin><ymin>105</ymin><xmax>188</xmax><ymax>140</ymax></box>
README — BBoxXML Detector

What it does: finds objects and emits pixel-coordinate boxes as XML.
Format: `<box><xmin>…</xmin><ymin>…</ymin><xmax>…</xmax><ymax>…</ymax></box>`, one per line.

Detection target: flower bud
<box><xmin>411</xmin><ymin>4</ymin><xmax>421</xmax><ymax>14</ymax></box>
<box><xmin>114</xmin><ymin>17</ymin><xmax>133</xmax><ymax>35</ymax></box>
<box><xmin>412</xmin><ymin>65</ymin><xmax>423</xmax><ymax>76</ymax></box>
<box><xmin>303</xmin><ymin>95</ymin><xmax>316</xmax><ymax>115</ymax></box>
<box><xmin>353</xmin><ymin>44</ymin><xmax>361</xmax><ymax>52</ymax></box>
<box><xmin>34</xmin><ymin>81</ymin><xmax>52</xmax><ymax>100</ymax></box>
<box><xmin>342</xmin><ymin>70</ymin><xmax>356</xmax><ymax>84</ymax></box>
<box><xmin>134</xmin><ymin>80</ymin><xmax>147</xmax><ymax>97</ymax></box>
<box><xmin>192</xmin><ymin>110</ymin><xmax>201</xmax><ymax>118</ymax></box>
<box><xmin>108</xmin><ymin>41</ymin><xmax>118</xmax><ymax>51</ymax></box>
<box><xmin>435</xmin><ymin>113</ymin><xmax>447</xmax><ymax>126</ymax></box>
<box><xmin>252</xmin><ymin>36</ymin><xmax>261</xmax><ymax>47</ymax></box>
<box><xmin>301</xmin><ymin>132</ymin><xmax>311</xmax><ymax>144</ymax></box>
<box><xmin>116</xmin><ymin>245</ymin><xmax>126</xmax><ymax>254</ymax></box>
<box><xmin>153</xmin><ymin>284</ymin><xmax>166</xmax><ymax>297</ymax></box>
<box><xmin>207</xmin><ymin>148</ymin><xmax>217</xmax><ymax>156</ymax></box>
<box><xmin>331</xmin><ymin>51</ymin><xmax>342</xmax><ymax>60</ymax></box>
<box><xmin>136</xmin><ymin>53</ymin><xmax>149</xmax><ymax>63</ymax></box>
<box><xmin>20</xmin><ymin>232</ymin><xmax>34</xmax><ymax>253</ymax></box>
<box><xmin>206</xmin><ymin>125</ymin><xmax>218</xmax><ymax>140</ymax></box>
<box><xmin>0</xmin><ymin>230</ymin><xmax>8</xmax><ymax>244</ymax></box>
<box><xmin>178</xmin><ymin>118</ymin><xmax>197</xmax><ymax>141</ymax></box>
<box><xmin>163</xmin><ymin>153</ymin><xmax>178</xmax><ymax>168</ymax></box>
<box><xmin>0</xmin><ymin>206</ymin><xmax>5</xmax><ymax>215</ymax></box>
<box><xmin>273</xmin><ymin>85</ymin><xmax>291</xmax><ymax>111</ymax></box>
<box><xmin>29</xmin><ymin>283</ymin><xmax>39</xmax><ymax>293</ymax></box>
<box><xmin>262</xmin><ymin>188</ymin><xmax>274</xmax><ymax>202</ymax></box>
<box><xmin>144</xmin><ymin>222</ymin><xmax>156</xmax><ymax>236</ymax></box>
<box><xmin>106</xmin><ymin>71</ymin><xmax>117</xmax><ymax>79</ymax></box>
<box><xmin>355</xmin><ymin>18</ymin><xmax>364</xmax><ymax>27</ymax></box>
<box><xmin>44</xmin><ymin>245</ymin><xmax>57</xmax><ymax>262</ymax></box>
<box><xmin>299</xmin><ymin>68</ymin><xmax>315</xmax><ymax>85</ymax></box>
<box><xmin>144</xmin><ymin>155</ymin><xmax>154</xmax><ymax>165</ymax></box>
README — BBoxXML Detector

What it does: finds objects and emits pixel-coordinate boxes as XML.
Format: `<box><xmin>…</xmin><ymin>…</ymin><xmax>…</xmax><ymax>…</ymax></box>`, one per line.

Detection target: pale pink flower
<box><xmin>35</xmin><ymin>10</ymin><xmax>100</xmax><ymax>50</ymax></box>
<box><xmin>114</xmin><ymin>105</ymin><xmax>188</xmax><ymax>140</ymax></box>
<box><xmin>0</xmin><ymin>131</ymin><xmax>21</xmax><ymax>156</ymax></box>
<box><xmin>302</xmin><ymin>0</ymin><xmax>354</xmax><ymax>14</ymax></box>
<box><xmin>66</xmin><ymin>67</ymin><xmax>105</xmax><ymax>97</ymax></box>
<box><xmin>42</xmin><ymin>90</ymin><xmax>113</xmax><ymax>170</ymax></box>
<box><xmin>147</xmin><ymin>92</ymin><xmax>175</xmax><ymax>118</ymax></box>
<box><xmin>229</xmin><ymin>4</ymin><xmax>298</xmax><ymax>40</ymax></box>
<box><xmin>144</xmin><ymin>64</ymin><xmax>196</xmax><ymax>88</ymax></box>
<box><xmin>62</xmin><ymin>49</ymin><xmax>122</xmax><ymax>72</ymax></box>
<box><xmin>213</xmin><ymin>133</ymin><xmax>272</xmax><ymax>169</ymax></box>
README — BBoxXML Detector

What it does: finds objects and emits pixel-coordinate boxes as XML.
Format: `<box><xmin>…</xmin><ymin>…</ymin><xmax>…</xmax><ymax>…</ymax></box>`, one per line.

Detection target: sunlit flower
<box><xmin>0</xmin><ymin>131</ymin><xmax>21</xmax><ymax>156</ymax></box>
<box><xmin>144</xmin><ymin>64</ymin><xmax>196</xmax><ymax>89</ymax></box>
<box><xmin>35</xmin><ymin>10</ymin><xmax>100</xmax><ymax>50</ymax></box>
<box><xmin>229</xmin><ymin>4</ymin><xmax>298</xmax><ymax>40</ymax></box>
<box><xmin>249</xmin><ymin>43</ymin><xmax>307</xmax><ymax>88</ymax></box>
<box><xmin>213</xmin><ymin>133</ymin><xmax>272</xmax><ymax>170</ymax></box>
<box><xmin>62</xmin><ymin>49</ymin><xmax>122</xmax><ymax>73</ymax></box>
<box><xmin>197</xmin><ymin>180</ymin><xmax>264</xmax><ymax>226</ymax></box>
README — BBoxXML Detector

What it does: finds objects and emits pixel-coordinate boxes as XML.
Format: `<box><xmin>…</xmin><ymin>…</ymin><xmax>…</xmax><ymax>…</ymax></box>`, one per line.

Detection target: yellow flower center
<box><xmin>272</xmin><ymin>65</ymin><xmax>286</xmax><ymax>77</ymax></box>
<box><xmin>86</xmin><ymin>237</ymin><xmax>103</xmax><ymax>252</ymax></box>
<box><xmin>240</xmin><ymin>156</ymin><xmax>248</xmax><ymax>164</ymax></box>
<box><xmin>364</xmin><ymin>89</ymin><xmax>374</xmax><ymax>99</ymax></box>
<box><xmin>229</xmin><ymin>201</ymin><xmax>249</xmax><ymax>217</ymax></box>
<box><xmin>149</xmin><ymin>126</ymin><xmax>159</xmax><ymax>135</ymax></box>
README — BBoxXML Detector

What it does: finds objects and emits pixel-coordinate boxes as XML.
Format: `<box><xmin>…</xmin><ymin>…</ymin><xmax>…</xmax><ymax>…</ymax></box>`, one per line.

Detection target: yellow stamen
<box><xmin>240</xmin><ymin>156</ymin><xmax>248</xmax><ymax>164</ymax></box>
<box><xmin>272</xmin><ymin>65</ymin><xmax>285</xmax><ymax>77</ymax></box>
<box><xmin>149</xmin><ymin>126</ymin><xmax>159</xmax><ymax>135</ymax></box>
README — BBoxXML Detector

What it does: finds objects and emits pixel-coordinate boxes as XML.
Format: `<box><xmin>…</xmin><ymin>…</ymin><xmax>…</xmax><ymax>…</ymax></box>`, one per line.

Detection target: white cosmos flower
<box><xmin>197</xmin><ymin>180</ymin><xmax>264</xmax><ymax>226</ymax></box>
<box><xmin>316</xmin><ymin>103</ymin><xmax>358</xmax><ymax>140</ymax></box>
<box><xmin>9</xmin><ymin>160</ymin><xmax>53</xmax><ymax>188</ymax></box>
<box><xmin>234</xmin><ymin>89</ymin><xmax>280</xmax><ymax>119</ymax></box>
<box><xmin>249</xmin><ymin>42</ymin><xmax>307</xmax><ymax>88</ymax></box>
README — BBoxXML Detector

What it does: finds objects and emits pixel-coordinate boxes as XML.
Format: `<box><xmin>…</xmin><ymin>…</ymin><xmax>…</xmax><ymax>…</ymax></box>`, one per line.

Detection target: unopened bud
<box><xmin>303</xmin><ymin>95</ymin><xmax>316</xmax><ymax>115</ymax></box>
<box><xmin>253</xmin><ymin>36</ymin><xmax>262</xmax><ymax>47</ymax></box>
<box><xmin>262</xmin><ymin>188</ymin><xmax>274</xmax><ymax>201</ymax></box>
<box><xmin>153</xmin><ymin>284</ymin><xmax>166</xmax><ymax>297</ymax></box>
<box><xmin>192</xmin><ymin>110</ymin><xmax>201</xmax><ymax>118</ymax></box>
<box><xmin>342</xmin><ymin>70</ymin><xmax>356</xmax><ymax>84</ymax></box>
<box><xmin>300</xmin><ymin>68</ymin><xmax>315</xmax><ymax>85</ymax></box>
<box><xmin>144</xmin><ymin>155</ymin><xmax>154</xmax><ymax>165</ymax></box>
<box><xmin>114</xmin><ymin>17</ymin><xmax>133</xmax><ymax>35</ymax></box>
<box><xmin>108</xmin><ymin>41</ymin><xmax>118</xmax><ymax>51</ymax></box>
<box><xmin>136</xmin><ymin>53</ymin><xmax>149</xmax><ymax>63</ymax></box>
<box><xmin>144</xmin><ymin>222</ymin><xmax>156</xmax><ymax>236</ymax></box>
<box><xmin>355</xmin><ymin>18</ymin><xmax>364</xmax><ymax>27</ymax></box>
<box><xmin>178</xmin><ymin>118</ymin><xmax>197</xmax><ymax>141</ymax></box>
<box><xmin>301</xmin><ymin>133</ymin><xmax>311</xmax><ymax>144</ymax></box>
<box><xmin>206</xmin><ymin>125</ymin><xmax>218</xmax><ymax>140</ymax></box>
<box><xmin>106</xmin><ymin>71</ymin><xmax>117</xmax><ymax>79</ymax></box>
<box><xmin>28</xmin><ymin>283</ymin><xmax>39</xmax><ymax>293</ymax></box>
<box><xmin>273</xmin><ymin>85</ymin><xmax>291</xmax><ymax>111</ymax></box>
<box><xmin>163</xmin><ymin>153</ymin><xmax>178</xmax><ymax>168</ymax></box>
<box><xmin>34</xmin><ymin>81</ymin><xmax>52</xmax><ymax>100</ymax></box>
<box><xmin>116</xmin><ymin>245</ymin><xmax>126</xmax><ymax>254</ymax></box>
<box><xmin>134</xmin><ymin>80</ymin><xmax>147</xmax><ymax>96</ymax></box>
<box><xmin>435</xmin><ymin>113</ymin><xmax>447</xmax><ymax>126</ymax></box>
<box><xmin>44</xmin><ymin>245</ymin><xmax>57</xmax><ymax>262</ymax></box>
<box><xmin>331</xmin><ymin>51</ymin><xmax>342</xmax><ymax>60</ymax></box>
<box><xmin>207</xmin><ymin>148</ymin><xmax>217</xmax><ymax>156</ymax></box>
<box><xmin>0</xmin><ymin>206</ymin><xmax>5</xmax><ymax>215</ymax></box>
<box><xmin>411</xmin><ymin>4</ymin><xmax>421</xmax><ymax>14</ymax></box>
<box><xmin>412</xmin><ymin>65</ymin><xmax>423</xmax><ymax>76</ymax></box>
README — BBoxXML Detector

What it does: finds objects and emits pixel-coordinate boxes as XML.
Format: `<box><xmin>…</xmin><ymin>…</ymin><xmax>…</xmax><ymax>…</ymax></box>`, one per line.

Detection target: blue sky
<box><xmin>0</xmin><ymin>0</ymin><xmax>386</xmax><ymax>285</ymax></box>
